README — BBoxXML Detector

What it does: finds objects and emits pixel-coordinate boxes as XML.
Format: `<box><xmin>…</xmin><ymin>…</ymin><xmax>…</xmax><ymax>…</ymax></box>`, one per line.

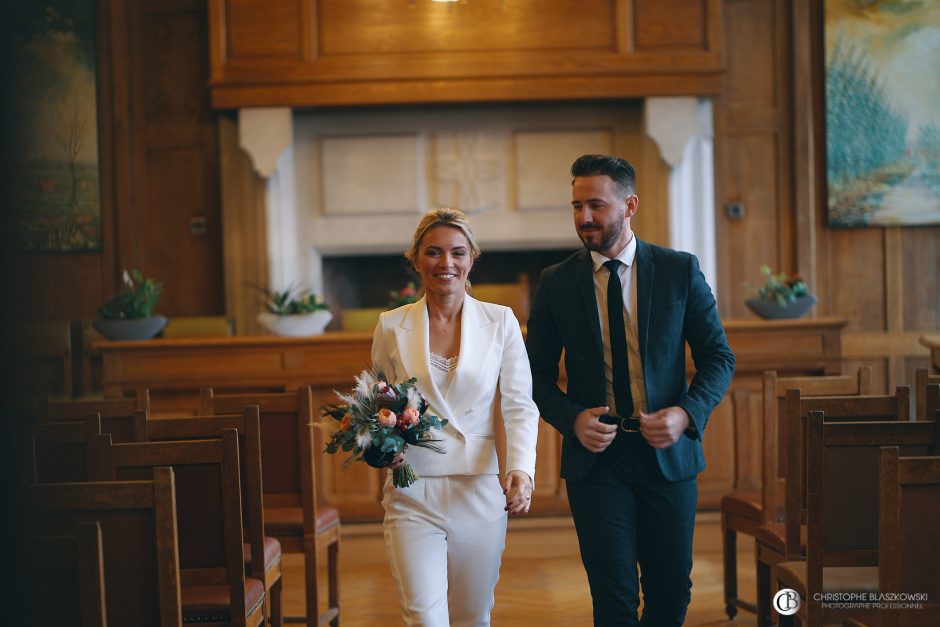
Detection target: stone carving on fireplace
<box><xmin>433</xmin><ymin>131</ymin><xmax>502</xmax><ymax>214</ymax></box>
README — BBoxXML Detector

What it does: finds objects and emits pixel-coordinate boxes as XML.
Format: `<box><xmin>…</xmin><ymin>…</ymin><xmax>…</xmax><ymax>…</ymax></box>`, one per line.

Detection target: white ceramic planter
<box><xmin>257</xmin><ymin>310</ymin><xmax>333</xmax><ymax>337</ymax></box>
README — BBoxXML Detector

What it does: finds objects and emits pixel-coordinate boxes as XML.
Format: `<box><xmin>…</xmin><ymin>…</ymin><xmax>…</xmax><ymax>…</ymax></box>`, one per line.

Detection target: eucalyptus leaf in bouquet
<box><xmin>322</xmin><ymin>368</ymin><xmax>447</xmax><ymax>488</ymax></box>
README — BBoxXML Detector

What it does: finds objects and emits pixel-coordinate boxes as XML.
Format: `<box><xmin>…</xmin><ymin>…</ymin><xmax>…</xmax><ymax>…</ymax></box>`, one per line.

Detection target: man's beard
<box><xmin>578</xmin><ymin>221</ymin><xmax>623</xmax><ymax>252</ymax></box>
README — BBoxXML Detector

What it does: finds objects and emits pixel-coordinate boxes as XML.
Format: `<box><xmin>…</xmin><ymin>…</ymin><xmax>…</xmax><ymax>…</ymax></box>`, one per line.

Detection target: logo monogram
<box><xmin>773</xmin><ymin>588</ymin><xmax>801</xmax><ymax>615</ymax></box>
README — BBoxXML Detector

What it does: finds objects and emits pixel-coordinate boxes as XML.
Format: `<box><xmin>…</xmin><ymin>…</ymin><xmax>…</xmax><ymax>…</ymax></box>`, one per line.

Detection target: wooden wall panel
<box><xmin>319</xmin><ymin>0</ymin><xmax>615</xmax><ymax>55</ymax></box>
<box><xmin>827</xmin><ymin>228</ymin><xmax>886</xmax><ymax>331</ymax></box>
<box><xmin>20</xmin><ymin>255</ymin><xmax>103</xmax><ymax>321</ymax></box>
<box><xmin>723</xmin><ymin>0</ymin><xmax>777</xmax><ymax>108</ymax></box>
<box><xmin>633</xmin><ymin>0</ymin><xmax>708</xmax><ymax>50</ymax></box>
<box><xmin>225</xmin><ymin>0</ymin><xmax>304</xmax><ymax>59</ymax></box>
<box><xmin>902</xmin><ymin>227</ymin><xmax>939</xmax><ymax>330</ymax></box>
<box><xmin>715</xmin><ymin>0</ymin><xmax>792</xmax><ymax>319</ymax></box>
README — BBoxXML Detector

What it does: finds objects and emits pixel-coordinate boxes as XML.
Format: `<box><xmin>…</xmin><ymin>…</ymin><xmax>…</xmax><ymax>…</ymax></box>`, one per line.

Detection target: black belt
<box><xmin>601</xmin><ymin>414</ymin><xmax>698</xmax><ymax>437</ymax></box>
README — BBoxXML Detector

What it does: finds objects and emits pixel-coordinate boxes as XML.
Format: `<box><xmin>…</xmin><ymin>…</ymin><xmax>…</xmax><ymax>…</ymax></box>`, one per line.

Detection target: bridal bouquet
<box><xmin>322</xmin><ymin>368</ymin><xmax>448</xmax><ymax>488</ymax></box>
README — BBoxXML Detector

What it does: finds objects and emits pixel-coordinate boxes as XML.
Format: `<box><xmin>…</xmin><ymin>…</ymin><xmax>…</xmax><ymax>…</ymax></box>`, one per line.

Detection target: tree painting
<box><xmin>825</xmin><ymin>0</ymin><xmax>940</xmax><ymax>227</ymax></box>
<box><xmin>11</xmin><ymin>1</ymin><xmax>101</xmax><ymax>251</ymax></box>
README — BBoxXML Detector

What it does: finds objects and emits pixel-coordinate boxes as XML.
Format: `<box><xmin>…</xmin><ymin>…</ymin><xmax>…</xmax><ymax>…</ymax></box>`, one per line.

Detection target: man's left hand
<box><xmin>638</xmin><ymin>406</ymin><xmax>691</xmax><ymax>449</ymax></box>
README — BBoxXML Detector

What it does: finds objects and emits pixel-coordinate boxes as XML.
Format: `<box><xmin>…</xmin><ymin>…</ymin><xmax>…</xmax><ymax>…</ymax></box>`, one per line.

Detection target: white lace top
<box><xmin>429</xmin><ymin>352</ymin><xmax>458</xmax><ymax>397</ymax></box>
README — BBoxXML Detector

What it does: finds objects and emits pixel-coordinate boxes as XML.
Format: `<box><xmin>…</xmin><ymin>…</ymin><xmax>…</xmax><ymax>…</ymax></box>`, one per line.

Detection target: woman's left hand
<box><xmin>503</xmin><ymin>470</ymin><xmax>533</xmax><ymax>516</ymax></box>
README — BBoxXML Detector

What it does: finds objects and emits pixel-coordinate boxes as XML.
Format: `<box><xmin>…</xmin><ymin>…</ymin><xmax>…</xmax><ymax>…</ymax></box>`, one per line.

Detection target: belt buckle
<box><xmin>619</xmin><ymin>417</ymin><xmax>640</xmax><ymax>433</ymax></box>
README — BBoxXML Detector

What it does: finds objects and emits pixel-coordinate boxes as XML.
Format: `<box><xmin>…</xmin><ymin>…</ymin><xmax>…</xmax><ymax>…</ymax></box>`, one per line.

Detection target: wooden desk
<box><xmin>920</xmin><ymin>334</ymin><xmax>940</xmax><ymax>374</ymax></box>
<box><xmin>98</xmin><ymin>332</ymin><xmax>373</xmax><ymax>398</ymax></box>
<box><xmin>97</xmin><ymin>318</ymin><xmax>846</xmax><ymax>518</ymax></box>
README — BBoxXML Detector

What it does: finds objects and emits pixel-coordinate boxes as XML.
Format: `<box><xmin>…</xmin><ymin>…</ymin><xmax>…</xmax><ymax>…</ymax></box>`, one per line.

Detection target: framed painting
<box><xmin>825</xmin><ymin>0</ymin><xmax>940</xmax><ymax>227</ymax></box>
<box><xmin>11</xmin><ymin>0</ymin><xmax>101</xmax><ymax>251</ymax></box>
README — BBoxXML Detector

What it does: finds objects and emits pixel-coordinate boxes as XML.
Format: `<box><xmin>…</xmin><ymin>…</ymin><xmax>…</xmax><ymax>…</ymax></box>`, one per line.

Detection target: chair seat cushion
<box><xmin>264</xmin><ymin>505</ymin><xmax>341</xmax><ymax>537</ymax></box>
<box><xmin>755</xmin><ymin>522</ymin><xmax>807</xmax><ymax>555</ymax></box>
<box><xmin>181</xmin><ymin>577</ymin><xmax>265</xmax><ymax>621</ymax></box>
<box><xmin>776</xmin><ymin>560</ymin><xmax>878</xmax><ymax>596</ymax></box>
<box><xmin>721</xmin><ymin>490</ymin><xmax>762</xmax><ymax>520</ymax></box>
<box><xmin>243</xmin><ymin>535</ymin><xmax>282</xmax><ymax>573</ymax></box>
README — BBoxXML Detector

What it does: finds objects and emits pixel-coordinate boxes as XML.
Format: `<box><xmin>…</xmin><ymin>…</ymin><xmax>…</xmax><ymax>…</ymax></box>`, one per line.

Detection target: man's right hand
<box><xmin>573</xmin><ymin>406</ymin><xmax>617</xmax><ymax>453</ymax></box>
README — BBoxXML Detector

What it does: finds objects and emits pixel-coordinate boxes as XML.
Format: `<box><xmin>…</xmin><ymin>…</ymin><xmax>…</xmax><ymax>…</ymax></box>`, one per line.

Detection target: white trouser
<box><xmin>382</xmin><ymin>474</ymin><xmax>508</xmax><ymax>627</ymax></box>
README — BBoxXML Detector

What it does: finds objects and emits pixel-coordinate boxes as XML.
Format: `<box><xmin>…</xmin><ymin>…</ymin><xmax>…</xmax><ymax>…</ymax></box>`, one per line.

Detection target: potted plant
<box><xmin>746</xmin><ymin>265</ymin><xmax>817</xmax><ymax>319</ymax></box>
<box><xmin>256</xmin><ymin>284</ymin><xmax>333</xmax><ymax>336</ymax></box>
<box><xmin>94</xmin><ymin>269</ymin><xmax>167</xmax><ymax>340</ymax></box>
<box><xmin>387</xmin><ymin>281</ymin><xmax>418</xmax><ymax>309</ymax></box>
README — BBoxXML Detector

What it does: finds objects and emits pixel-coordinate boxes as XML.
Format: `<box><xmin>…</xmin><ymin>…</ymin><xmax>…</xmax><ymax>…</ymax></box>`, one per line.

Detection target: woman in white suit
<box><xmin>371</xmin><ymin>208</ymin><xmax>540</xmax><ymax>627</ymax></box>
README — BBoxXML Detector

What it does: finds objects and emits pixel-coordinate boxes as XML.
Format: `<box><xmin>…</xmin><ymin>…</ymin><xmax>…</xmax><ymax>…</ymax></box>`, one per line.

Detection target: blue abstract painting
<box><xmin>825</xmin><ymin>0</ymin><xmax>940</xmax><ymax>227</ymax></box>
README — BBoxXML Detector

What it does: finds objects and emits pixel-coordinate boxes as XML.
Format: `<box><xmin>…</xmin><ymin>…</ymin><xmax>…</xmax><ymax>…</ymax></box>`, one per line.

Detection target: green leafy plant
<box><xmin>98</xmin><ymin>269</ymin><xmax>163</xmax><ymax>320</ymax></box>
<box><xmin>755</xmin><ymin>265</ymin><xmax>810</xmax><ymax>306</ymax></box>
<box><xmin>256</xmin><ymin>284</ymin><xmax>328</xmax><ymax>315</ymax></box>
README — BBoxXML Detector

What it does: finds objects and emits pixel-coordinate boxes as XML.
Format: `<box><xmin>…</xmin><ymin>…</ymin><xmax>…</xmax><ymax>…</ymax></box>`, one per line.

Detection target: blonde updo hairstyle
<box><xmin>405</xmin><ymin>208</ymin><xmax>482</xmax><ymax>274</ymax></box>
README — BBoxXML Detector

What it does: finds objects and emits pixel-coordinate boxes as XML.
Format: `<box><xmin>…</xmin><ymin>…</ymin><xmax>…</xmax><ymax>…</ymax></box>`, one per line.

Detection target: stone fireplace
<box><xmin>224</xmin><ymin>98</ymin><xmax>714</xmax><ymax>333</ymax></box>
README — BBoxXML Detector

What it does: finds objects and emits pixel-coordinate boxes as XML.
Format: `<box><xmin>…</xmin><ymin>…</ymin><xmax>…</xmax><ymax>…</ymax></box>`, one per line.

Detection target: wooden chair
<box><xmin>201</xmin><ymin>386</ymin><xmax>340</xmax><ymax>626</ymax></box>
<box><xmin>22</xmin><ymin>414</ymin><xmax>102</xmax><ymax>484</ymax></box>
<box><xmin>721</xmin><ymin>367</ymin><xmax>872</xmax><ymax>618</ymax></box>
<box><xmin>27</xmin><ymin>521</ymin><xmax>107</xmax><ymax>626</ymax></box>
<box><xmin>94</xmin><ymin>430</ymin><xmax>265</xmax><ymax>627</ymax></box>
<box><xmin>878</xmin><ymin>447</ymin><xmax>940</xmax><ymax>627</ymax></box>
<box><xmin>755</xmin><ymin>386</ymin><xmax>910</xmax><ymax>625</ymax></box>
<box><xmin>30</xmin><ymin>466</ymin><xmax>183</xmax><ymax>626</ymax></box>
<box><xmin>775</xmin><ymin>414</ymin><xmax>939</xmax><ymax>626</ymax></box>
<box><xmin>16</xmin><ymin>320</ymin><xmax>74</xmax><ymax>417</ymax></box>
<box><xmin>42</xmin><ymin>390</ymin><xmax>150</xmax><ymax>442</ymax></box>
<box><xmin>914</xmin><ymin>368</ymin><xmax>940</xmax><ymax>421</ymax></box>
<box><xmin>79</xmin><ymin>319</ymin><xmax>107</xmax><ymax>397</ymax></box>
<box><xmin>145</xmin><ymin>408</ymin><xmax>284</xmax><ymax>627</ymax></box>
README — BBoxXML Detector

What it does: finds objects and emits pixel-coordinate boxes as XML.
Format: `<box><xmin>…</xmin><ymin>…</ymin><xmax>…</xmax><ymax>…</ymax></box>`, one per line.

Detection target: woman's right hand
<box><xmin>388</xmin><ymin>451</ymin><xmax>406</xmax><ymax>470</ymax></box>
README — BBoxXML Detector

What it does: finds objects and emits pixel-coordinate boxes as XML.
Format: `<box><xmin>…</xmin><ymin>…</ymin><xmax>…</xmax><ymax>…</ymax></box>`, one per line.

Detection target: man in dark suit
<box><xmin>527</xmin><ymin>154</ymin><xmax>735</xmax><ymax>626</ymax></box>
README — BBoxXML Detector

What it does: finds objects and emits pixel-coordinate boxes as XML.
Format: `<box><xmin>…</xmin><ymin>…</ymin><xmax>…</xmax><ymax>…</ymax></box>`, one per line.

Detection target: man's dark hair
<box><xmin>570</xmin><ymin>154</ymin><xmax>637</xmax><ymax>197</ymax></box>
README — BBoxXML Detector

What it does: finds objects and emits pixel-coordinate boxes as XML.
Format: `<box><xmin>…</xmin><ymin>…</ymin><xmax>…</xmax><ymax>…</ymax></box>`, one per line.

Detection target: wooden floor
<box><xmin>281</xmin><ymin>511</ymin><xmax>757</xmax><ymax>626</ymax></box>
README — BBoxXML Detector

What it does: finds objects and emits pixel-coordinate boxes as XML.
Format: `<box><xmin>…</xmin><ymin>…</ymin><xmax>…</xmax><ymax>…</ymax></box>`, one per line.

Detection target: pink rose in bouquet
<box><xmin>397</xmin><ymin>406</ymin><xmax>420</xmax><ymax>429</ymax></box>
<box><xmin>376</xmin><ymin>408</ymin><xmax>398</xmax><ymax>428</ymax></box>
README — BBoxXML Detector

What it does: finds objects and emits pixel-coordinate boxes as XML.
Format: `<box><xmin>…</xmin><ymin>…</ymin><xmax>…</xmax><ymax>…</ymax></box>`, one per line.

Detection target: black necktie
<box><xmin>604</xmin><ymin>259</ymin><xmax>634</xmax><ymax>418</ymax></box>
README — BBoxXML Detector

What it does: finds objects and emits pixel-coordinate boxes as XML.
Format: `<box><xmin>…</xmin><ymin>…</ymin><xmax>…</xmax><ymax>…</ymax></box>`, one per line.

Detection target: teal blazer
<box><xmin>526</xmin><ymin>240</ymin><xmax>735</xmax><ymax>482</ymax></box>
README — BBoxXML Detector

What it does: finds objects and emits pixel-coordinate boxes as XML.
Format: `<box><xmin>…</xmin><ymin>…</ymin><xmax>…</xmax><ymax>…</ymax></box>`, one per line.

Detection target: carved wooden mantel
<box><xmin>208</xmin><ymin>0</ymin><xmax>723</xmax><ymax>109</ymax></box>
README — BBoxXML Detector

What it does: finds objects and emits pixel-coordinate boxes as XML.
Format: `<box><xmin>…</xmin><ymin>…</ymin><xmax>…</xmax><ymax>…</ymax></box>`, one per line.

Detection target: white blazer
<box><xmin>371</xmin><ymin>295</ymin><xmax>539</xmax><ymax>480</ymax></box>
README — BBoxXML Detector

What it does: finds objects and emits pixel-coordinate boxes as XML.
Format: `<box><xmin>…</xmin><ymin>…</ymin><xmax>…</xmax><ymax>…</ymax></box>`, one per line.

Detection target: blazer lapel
<box><xmin>577</xmin><ymin>250</ymin><xmax>604</xmax><ymax>352</ymax></box>
<box><xmin>393</xmin><ymin>297</ymin><xmax>455</xmax><ymax>427</ymax></box>
<box><xmin>635</xmin><ymin>239</ymin><xmax>654</xmax><ymax>368</ymax></box>
<box><xmin>447</xmin><ymin>296</ymin><xmax>497</xmax><ymax>422</ymax></box>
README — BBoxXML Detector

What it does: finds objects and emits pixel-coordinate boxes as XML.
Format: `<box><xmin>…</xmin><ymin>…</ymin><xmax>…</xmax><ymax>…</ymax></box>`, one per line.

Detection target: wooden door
<box><xmin>121</xmin><ymin>0</ymin><xmax>224</xmax><ymax>315</ymax></box>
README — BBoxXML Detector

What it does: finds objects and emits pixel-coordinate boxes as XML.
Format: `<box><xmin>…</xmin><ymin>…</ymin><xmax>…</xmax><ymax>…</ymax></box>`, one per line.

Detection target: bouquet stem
<box><xmin>393</xmin><ymin>463</ymin><xmax>419</xmax><ymax>488</ymax></box>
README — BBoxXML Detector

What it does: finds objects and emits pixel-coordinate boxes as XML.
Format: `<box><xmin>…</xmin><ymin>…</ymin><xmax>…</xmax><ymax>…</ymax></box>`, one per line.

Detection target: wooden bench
<box><xmin>721</xmin><ymin>366</ymin><xmax>871</xmax><ymax>618</ymax></box>
<box><xmin>775</xmin><ymin>415</ymin><xmax>940</xmax><ymax>626</ymax></box>
<box><xmin>201</xmin><ymin>387</ymin><xmax>340</xmax><ymax>626</ymax></box>
<box><xmin>30</xmin><ymin>467</ymin><xmax>183</xmax><ymax>626</ymax></box>
<box><xmin>145</xmin><ymin>409</ymin><xmax>283</xmax><ymax>626</ymax></box>
<box><xmin>94</xmin><ymin>431</ymin><xmax>264</xmax><ymax>627</ymax></box>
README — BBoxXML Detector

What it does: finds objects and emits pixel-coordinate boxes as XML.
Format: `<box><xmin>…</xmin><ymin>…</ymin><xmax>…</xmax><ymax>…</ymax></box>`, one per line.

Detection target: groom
<box><xmin>527</xmin><ymin>154</ymin><xmax>734</xmax><ymax>626</ymax></box>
